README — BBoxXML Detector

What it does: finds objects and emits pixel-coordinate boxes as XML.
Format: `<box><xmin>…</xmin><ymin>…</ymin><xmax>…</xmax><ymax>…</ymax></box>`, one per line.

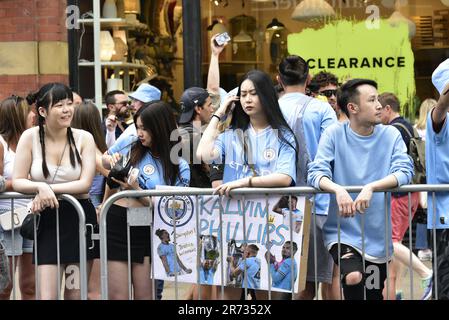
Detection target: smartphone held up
<box><xmin>214</xmin><ymin>32</ymin><xmax>231</xmax><ymax>47</ymax></box>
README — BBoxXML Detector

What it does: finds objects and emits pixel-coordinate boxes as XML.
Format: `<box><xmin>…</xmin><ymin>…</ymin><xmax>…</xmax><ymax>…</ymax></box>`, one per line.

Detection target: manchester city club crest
<box><xmin>158</xmin><ymin>195</ymin><xmax>194</xmax><ymax>227</ymax></box>
<box><xmin>143</xmin><ymin>164</ymin><xmax>155</xmax><ymax>175</ymax></box>
<box><xmin>263</xmin><ymin>148</ymin><xmax>276</xmax><ymax>161</ymax></box>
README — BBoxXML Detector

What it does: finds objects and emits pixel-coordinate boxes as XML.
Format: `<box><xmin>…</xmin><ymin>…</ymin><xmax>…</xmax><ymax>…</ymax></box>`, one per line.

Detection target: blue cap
<box><xmin>129</xmin><ymin>84</ymin><xmax>161</xmax><ymax>103</ymax></box>
<box><xmin>432</xmin><ymin>58</ymin><xmax>449</xmax><ymax>94</ymax></box>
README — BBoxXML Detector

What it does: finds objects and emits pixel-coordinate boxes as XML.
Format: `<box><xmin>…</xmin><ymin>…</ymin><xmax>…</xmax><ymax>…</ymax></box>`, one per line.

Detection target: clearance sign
<box><xmin>288</xmin><ymin>20</ymin><xmax>415</xmax><ymax>115</ymax></box>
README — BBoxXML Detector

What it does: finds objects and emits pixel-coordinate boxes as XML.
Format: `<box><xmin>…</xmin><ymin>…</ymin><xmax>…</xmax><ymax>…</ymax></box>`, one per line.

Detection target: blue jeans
<box><xmin>156</xmin><ymin>279</ymin><xmax>164</xmax><ymax>300</ymax></box>
<box><xmin>416</xmin><ymin>223</ymin><xmax>429</xmax><ymax>250</ymax></box>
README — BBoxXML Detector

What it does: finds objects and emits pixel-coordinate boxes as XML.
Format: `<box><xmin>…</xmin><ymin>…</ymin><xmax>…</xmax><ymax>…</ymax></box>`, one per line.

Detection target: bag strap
<box><xmin>392</xmin><ymin>122</ymin><xmax>414</xmax><ymax>139</ymax></box>
<box><xmin>52</xmin><ymin>139</ymin><xmax>68</xmax><ymax>184</ymax></box>
<box><xmin>298</xmin><ymin>96</ymin><xmax>313</xmax><ymax>116</ymax></box>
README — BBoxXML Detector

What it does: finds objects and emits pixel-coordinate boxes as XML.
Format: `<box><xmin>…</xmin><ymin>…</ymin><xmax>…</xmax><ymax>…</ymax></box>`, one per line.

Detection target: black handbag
<box><xmin>107</xmin><ymin>155</ymin><xmax>132</xmax><ymax>189</ymax></box>
<box><xmin>19</xmin><ymin>213</ymin><xmax>41</xmax><ymax>240</ymax></box>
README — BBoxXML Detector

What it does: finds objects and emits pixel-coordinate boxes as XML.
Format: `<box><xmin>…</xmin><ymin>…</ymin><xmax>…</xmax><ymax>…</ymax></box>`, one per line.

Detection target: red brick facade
<box><xmin>0</xmin><ymin>0</ymin><xmax>68</xmax><ymax>101</ymax></box>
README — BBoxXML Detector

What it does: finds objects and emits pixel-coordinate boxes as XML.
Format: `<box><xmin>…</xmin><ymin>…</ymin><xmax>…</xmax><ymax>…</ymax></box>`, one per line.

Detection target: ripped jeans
<box><xmin>330</xmin><ymin>244</ymin><xmax>387</xmax><ymax>300</ymax></box>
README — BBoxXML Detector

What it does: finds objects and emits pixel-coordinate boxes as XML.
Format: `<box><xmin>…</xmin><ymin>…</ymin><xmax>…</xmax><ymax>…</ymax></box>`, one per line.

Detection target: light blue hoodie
<box><xmin>308</xmin><ymin>122</ymin><xmax>413</xmax><ymax>262</ymax></box>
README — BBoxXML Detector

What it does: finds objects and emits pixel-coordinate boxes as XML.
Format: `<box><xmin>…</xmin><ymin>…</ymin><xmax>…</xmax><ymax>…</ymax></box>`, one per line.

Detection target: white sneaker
<box><xmin>418</xmin><ymin>249</ymin><xmax>432</xmax><ymax>261</ymax></box>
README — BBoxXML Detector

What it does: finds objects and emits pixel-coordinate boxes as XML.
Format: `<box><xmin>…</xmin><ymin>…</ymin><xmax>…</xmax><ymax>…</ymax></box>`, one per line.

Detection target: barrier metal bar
<box><xmin>56</xmin><ymin>207</ymin><xmax>61</xmax><ymax>300</ymax></box>
<box><xmin>408</xmin><ymin>192</ymin><xmax>414</xmax><ymax>299</ymax></box>
<box><xmin>126</xmin><ymin>216</ymin><xmax>132</xmax><ymax>300</ymax></box>
<box><xmin>289</xmin><ymin>195</ymin><xmax>294</xmax><ymax>300</ymax></box>
<box><xmin>173</xmin><ymin>194</ymin><xmax>179</xmax><ymax>300</ymax></box>
<box><xmin>265</xmin><ymin>194</ymin><xmax>271</xmax><ymax>300</ymax></box>
<box><xmin>59</xmin><ymin>194</ymin><xmax>88</xmax><ymax>300</ymax></box>
<box><xmin>98</xmin><ymin>185</ymin><xmax>449</xmax><ymax>300</ymax></box>
<box><xmin>361</xmin><ymin>203</ymin><xmax>366</xmax><ymax>300</ymax></box>
<box><xmin>241</xmin><ymin>195</ymin><xmax>248</xmax><ymax>300</ymax></box>
<box><xmin>384</xmin><ymin>193</ymin><xmax>390</xmax><ymax>300</ymax></box>
<box><xmin>312</xmin><ymin>195</ymin><xmax>318</xmax><ymax>300</ymax></box>
<box><xmin>432</xmin><ymin>191</ymin><xmax>438</xmax><ymax>300</ymax></box>
<box><xmin>195</xmin><ymin>195</ymin><xmax>201</xmax><ymax>299</ymax></box>
<box><xmin>10</xmin><ymin>198</ymin><xmax>16</xmax><ymax>300</ymax></box>
<box><xmin>218</xmin><ymin>195</ymin><xmax>225</xmax><ymax>299</ymax></box>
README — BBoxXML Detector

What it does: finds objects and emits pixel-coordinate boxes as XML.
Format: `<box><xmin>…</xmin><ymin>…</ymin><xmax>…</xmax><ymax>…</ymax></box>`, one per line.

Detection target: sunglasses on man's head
<box><xmin>319</xmin><ymin>89</ymin><xmax>337</xmax><ymax>98</ymax></box>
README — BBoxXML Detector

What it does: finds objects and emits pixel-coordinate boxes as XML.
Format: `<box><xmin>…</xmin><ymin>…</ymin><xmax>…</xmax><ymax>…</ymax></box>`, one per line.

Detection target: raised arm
<box><xmin>196</xmin><ymin>95</ymin><xmax>238</xmax><ymax>163</ymax></box>
<box><xmin>432</xmin><ymin>82</ymin><xmax>449</xmax><ymax>132</ymax></box>
<box><xmin>207</xmin><ymin>33</ymin><xmax>227</xmax><ymax>95</ymax></box>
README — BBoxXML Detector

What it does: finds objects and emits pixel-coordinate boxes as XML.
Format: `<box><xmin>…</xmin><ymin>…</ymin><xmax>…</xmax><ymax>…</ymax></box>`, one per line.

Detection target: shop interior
<box><xmin>76</xmin><ymin>0</ymin><xmax>449</xmax><ymax>117</ymax></box>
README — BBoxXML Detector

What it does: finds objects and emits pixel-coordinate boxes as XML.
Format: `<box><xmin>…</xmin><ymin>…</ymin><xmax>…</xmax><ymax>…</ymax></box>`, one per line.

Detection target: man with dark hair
<box><xmin>308</xmin><ymin>78</ymin><xmax>413</xmax><ymax>300</ymax></box>
<box><xmin>277</xmin><ymin>55</ymin><xmax>338</xmax><ymax>300</ymax></box>
<box><xmin>266</xmin><ymin>241</ymin><xmax>298</xmax><ymax>291</ymax></box>
<box><xmin>309</xmin><ymin>71</ymin><xmax>347</xmax><ymax>122</ymax></box>
<box><xmin>228</xmin><ymin>244</ymin><xmax>261</xmax><ymax>291</ymax></box>
<box><xmin>103</xmin><ymin>90</ymin><xmax>129</xmax><ymax>147</ymax></box>
<box><xmin>378</xmin><ymin>92</ymin><xmax>433</xmax><ymax>300</ymax></box>
<box><xmin>178</xmin><ymin>87</ymin><xmax>214</xmax><ymax>188</ymax></box>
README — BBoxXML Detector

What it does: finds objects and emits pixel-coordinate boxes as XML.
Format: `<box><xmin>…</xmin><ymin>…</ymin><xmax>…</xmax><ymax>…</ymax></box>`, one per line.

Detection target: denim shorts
<box><xmin>0</xmin><ymin>209</ymin><xmax>34</xmax><ymax>256</ymax></box>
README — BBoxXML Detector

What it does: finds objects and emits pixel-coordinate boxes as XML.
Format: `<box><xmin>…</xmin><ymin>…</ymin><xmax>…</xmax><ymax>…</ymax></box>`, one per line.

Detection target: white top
<box><xmin>0</xmin><ymin>135</ymin><xmax>28</xmax><ymax>210</ymax></box>
<box><xmin>30</xmin><ymin>127</ymin><xmax>84</xmax><ymax>184</ymax></box>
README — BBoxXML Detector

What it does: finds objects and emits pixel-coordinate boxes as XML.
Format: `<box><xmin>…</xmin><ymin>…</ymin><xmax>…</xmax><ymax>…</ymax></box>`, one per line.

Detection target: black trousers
<box><xmin>431</xmin><ymin>229</ymin><xmax>449</xmax><ymax>299</ymax></box>
<box><xmin>330</xmin><ymin>244</ymin><xmax>387</xmax><ymax>300</ymax></box>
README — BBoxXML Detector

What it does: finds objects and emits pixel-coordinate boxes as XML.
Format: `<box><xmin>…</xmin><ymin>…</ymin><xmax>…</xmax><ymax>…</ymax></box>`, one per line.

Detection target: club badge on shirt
<box><xmin>143</xmin><ymin>164</ymin><xmax>155</xmax><ymax>176</ymax></box>
<box><xmin>263</xmin><ymin>148</ymin><xmax>276</xmax><ymax>161</ymax></box>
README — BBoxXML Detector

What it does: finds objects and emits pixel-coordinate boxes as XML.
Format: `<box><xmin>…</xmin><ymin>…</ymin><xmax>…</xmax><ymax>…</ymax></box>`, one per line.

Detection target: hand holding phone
<box><xmin>214</xmin><ymin>32</ymin><xmax>231</xmax><ymax>47</ymax></box>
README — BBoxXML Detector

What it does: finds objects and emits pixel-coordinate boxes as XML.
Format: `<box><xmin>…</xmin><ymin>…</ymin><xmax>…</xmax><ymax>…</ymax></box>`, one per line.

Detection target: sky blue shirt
<box><xmin>108</xmin><ymin>136</ymin><xmax>190</xmax><ymax>189</ymax></box>
<box><xmin>157</xmin><ymin>243</ymin><xmax>182</xmax><ymax>275</ymax></box>
<box><xmin>279</xmin><ymin>92</ymin><xmax>337</xmax><ymax>215</ymax></box>
<box><xmin>214</xmin><ymin>125</ymin><xmax>297</xmax><ymax>184</ymax></box>
<box><xmin>281</xmin><ymin>208</ymin><xmax>303</xmax><ymax>222</ymax></box>
<box><xmin>308</xmin><ymin>122</ymin><xmax>413</xmax><ymax>262</ymax></box>
<box><xmin>426</xmin><ymin>111</ymin><xmax>449</xmax><ymax>229</ymax></box>
<box><xmin>237</xmin><ymin>256</ymin><xmax>261</xmax><ymax>289</ymax></box>
<box><xmin>199</xmin><ymin>267</ymin><xmax>216</xmax><ymax>285</ymax></box>
<box><xmin>270</xmin><ymin>257</ymin><xmax>297</xmax><ymax>290</ymax></box>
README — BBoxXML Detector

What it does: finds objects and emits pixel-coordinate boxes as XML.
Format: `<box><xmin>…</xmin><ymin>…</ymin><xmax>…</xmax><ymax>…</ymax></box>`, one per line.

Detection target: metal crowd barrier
<box><xmin>0</xmin><ymin>192</ymin><xmax>88</xmax><ymax>300</ymax></box>
<box><xmin>98</xmin><ymin>184</ymin><xmax>449</xmax><ymax>301</ymax></box>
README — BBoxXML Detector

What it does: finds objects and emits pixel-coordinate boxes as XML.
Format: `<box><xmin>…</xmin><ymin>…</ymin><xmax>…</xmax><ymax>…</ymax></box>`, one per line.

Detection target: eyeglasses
<box><xmin>319</xmin><ymin>89</ymin><xmax>337</xmax><ymax>98</ymax></box>
<box><xmin>115</xmin><ymin>101</ymin><xmax>129</xmax><ymax>107</ymax></box>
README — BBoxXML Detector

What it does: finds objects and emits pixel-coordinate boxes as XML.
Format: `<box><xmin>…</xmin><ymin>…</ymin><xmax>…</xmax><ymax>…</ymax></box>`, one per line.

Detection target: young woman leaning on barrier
<box><xmin>196</xmin><ymin>70</ymin><xmax>298</xmax><ymax>299</ymax></box>
<box><xmin>102</xmin><ymin>101</ymin><xmax>190</xmax><ymax>300</ymax></box>
<box><xmin>0</xmin><ymin>95</ymin><xmax>36</xmax><ymax>300</ymax></box>
<box><xmin>12</xmin><ymin>83</ymin><xmax>98</xmax><ymax>300</ymax></box>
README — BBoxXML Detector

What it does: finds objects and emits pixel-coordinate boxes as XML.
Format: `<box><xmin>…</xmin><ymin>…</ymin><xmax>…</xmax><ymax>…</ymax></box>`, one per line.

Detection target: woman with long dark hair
<box><xmin>197</xmin><ymin>70</ymin><xmax>298</xmax><ymax>299</ymax></box>
<box><xmin>104</xmin><ymin>101</ymin><xmax>190</xmax><ymax>299</ymax></box>
<box><xmin>12</xmin><ymin>83</ymin><xmax>97</xmax><ymax>300</ymax></box>
<box><xmin>0</xmin><ymin>95</ymin><xmax>36</xmax><ymax>300</ymax></box>
<box><xmin>71</xmin><ymin>100</ymin><xmax>109</xmax><ymax>300</ymax></box>
<box><xmin>197</xmin><ymin>69</ymin><xmax>298</xmax><ymax>194</ymax></box>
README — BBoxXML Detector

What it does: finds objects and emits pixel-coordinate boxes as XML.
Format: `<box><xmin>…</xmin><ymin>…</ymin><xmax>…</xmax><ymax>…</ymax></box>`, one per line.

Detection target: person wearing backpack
<box><xmin>378</xmin><ymin>93</ymin><xmax>433</xmax><ymax>300</ymax></box>
<box><xmin>277</xmin><ymin>55</ymin><xmax>339</xmax><ymax>300</ymax></box>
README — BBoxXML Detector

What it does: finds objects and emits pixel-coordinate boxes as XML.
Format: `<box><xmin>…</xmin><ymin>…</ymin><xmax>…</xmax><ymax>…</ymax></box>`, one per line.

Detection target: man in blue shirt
<box><xmin>266</xmin><ymin>241</ymin><xmax>298</xmax><ymax>292</ymax></box>
<box><xmin>277</xmin><ymin>55</ymin><xmax>338</xmax><ymax>300</ymax></box>
<box><xmin>426</xmin><ymin>70</ymin><xmax>449</xmax><ymax>299</ymax></box>
<box><xmin>308</xmin><ymin>79</ymin><xmax>413</xmax><ymax>300</ymax></box>
<box><xmin>228</xmin><ymin>244</ymin><xmax>261</xmax><ymax>298</ymax></box>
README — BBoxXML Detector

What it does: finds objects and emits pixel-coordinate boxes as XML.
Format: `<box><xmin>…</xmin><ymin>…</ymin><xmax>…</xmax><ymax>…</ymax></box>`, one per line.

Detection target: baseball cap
<box><xmin>179</xmin><ymin>87</ymin><xmax>210</xmax><ymax>124</ymax></box>
<box><xmin>129</xmin><ymin>83</ymin><xmax>161</xmax><ymax>103</ymax></box>
<box><xmin>432</xmin><ymin>58</ymin><xmax>449</xmax><ymax>94</ymax></box>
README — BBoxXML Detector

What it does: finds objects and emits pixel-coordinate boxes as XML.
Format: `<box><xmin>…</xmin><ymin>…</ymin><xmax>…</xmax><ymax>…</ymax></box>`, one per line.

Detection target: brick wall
<box><xmin>0</xmin><ymin>0</ymin><xmax>68</xmax><ymax>101</ymax></box>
